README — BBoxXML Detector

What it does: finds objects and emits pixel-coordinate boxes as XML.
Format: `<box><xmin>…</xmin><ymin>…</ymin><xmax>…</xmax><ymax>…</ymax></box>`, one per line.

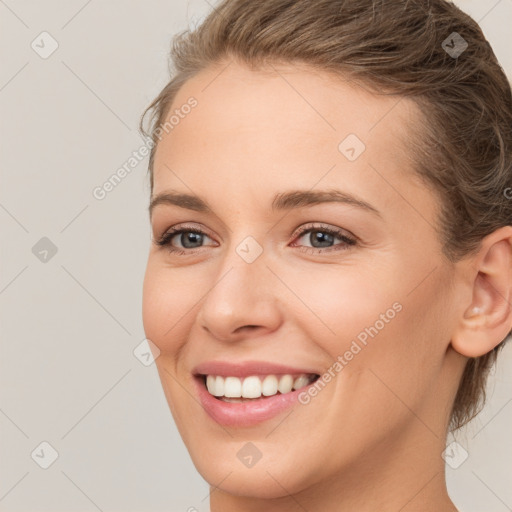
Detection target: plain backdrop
<box><xmin>1</xmin><ymin>1</ymin><xmax>511</xmax><ymax>511</ymax></box>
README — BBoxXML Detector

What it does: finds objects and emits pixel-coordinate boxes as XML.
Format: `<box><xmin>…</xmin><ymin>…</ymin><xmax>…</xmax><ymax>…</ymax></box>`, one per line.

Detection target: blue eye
<box><xmin>155</xmin><ymin>227</ymin><xmax>215</xmax><ymax>254</ymax></box>
<box><xmin>171</xmin><ymin>231</ymin><xmax>204</xmax><ymax>249</ymax></box>
<box><xmin>154</xmin><ymin>223</ymin><xmax>357</xmax><ymax>255</ymax></box>
<box><xmin>292</xmin><ymin>224</ymin><xmax>357</xmax><ymax>254</ymax></box>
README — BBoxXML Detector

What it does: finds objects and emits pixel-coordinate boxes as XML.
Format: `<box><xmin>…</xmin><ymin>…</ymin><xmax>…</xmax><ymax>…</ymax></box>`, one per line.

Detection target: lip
<box><xmin>192</xmin><ymin>360</ymin><xmax>320</xmax><ymax>378</ymax></box>
<box><xmin>192</xmin><ymin>360</ymin><xmax>321</xmax><ymax>428</ymax></box>
<box><xmin>194</xmin><ymin>375</ymin><xmax>318</xmax><ymax>427</ymax></box>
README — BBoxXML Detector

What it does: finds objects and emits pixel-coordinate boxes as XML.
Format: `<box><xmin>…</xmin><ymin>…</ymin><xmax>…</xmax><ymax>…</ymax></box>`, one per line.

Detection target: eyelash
<box><xmin>154</xmin><ymin>223</ymin><xmax>357</xmax><ymax>256</ymax></box>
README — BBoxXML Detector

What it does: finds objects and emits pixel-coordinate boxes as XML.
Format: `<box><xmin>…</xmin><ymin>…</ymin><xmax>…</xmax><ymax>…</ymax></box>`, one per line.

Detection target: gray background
<box><xmin>0</xmin><ymin>1</ymin><xmax>511</xmax><ymax>511</ymax></box>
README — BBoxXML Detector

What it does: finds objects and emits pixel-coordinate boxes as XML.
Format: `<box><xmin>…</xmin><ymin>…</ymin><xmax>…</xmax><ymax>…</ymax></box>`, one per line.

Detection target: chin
<box><xmin>184</xmin><ymin>439</ymin><xmax>321</xmax><ymax>500</ymax></box>
<box><xmin>199</xmin><ymin>463</ymin><xmax>310</xmax><ymax>500</ymax></box>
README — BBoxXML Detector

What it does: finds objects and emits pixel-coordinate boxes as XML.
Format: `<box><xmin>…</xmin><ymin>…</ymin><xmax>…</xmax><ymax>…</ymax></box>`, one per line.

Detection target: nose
<box><xmin>196</xmin><ymin>245</ymin><xmax>283</xmax><ymax>343</ymax></box>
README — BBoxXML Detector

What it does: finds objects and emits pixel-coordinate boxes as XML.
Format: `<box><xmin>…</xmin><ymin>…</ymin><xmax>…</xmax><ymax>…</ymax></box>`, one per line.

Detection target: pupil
<box><xmin>178</xmin><ymin>231</ymin><xmax>335</xmax><ymax>249</ymax></box>
<box><xmin>182</xmin><ymin>232</ymin><xmax>203</xmax><ymax>248</ymax></box>
<box><xmin>311</xmin><ymin>231</ymin><xmax>333</xmax><ymax>248</ymax></box>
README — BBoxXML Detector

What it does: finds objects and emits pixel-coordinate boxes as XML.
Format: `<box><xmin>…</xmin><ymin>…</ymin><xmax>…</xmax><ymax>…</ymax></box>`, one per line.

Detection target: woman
<box><xmin>140</xmin><ymin>0</ymin><xmax>512</xmax><ymax>510</ymax></box>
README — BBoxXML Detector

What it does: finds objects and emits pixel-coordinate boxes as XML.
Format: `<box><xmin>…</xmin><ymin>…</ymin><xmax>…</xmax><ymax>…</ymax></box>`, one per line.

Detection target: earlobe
<box><xmin>451</xmin><ymin>227</ymin><xmax>512</xmax><ymax>358</ymax></box>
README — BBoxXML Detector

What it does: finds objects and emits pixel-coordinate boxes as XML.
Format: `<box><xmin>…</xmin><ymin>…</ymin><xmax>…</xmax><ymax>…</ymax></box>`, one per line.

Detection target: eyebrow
<box><xmin>149</xmin><ymin>189</ymin><xmax>381</xmax><ymax>218</ymax></box>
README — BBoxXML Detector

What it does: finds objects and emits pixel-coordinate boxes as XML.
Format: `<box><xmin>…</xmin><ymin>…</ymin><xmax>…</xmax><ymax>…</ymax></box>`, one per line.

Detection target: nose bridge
<box><xmin>196</xmin><ymin>233</ymin><xmax>282</xmax><ymax>341</ymax></box>
<box><xmin>214</xmin><ymin>230</ymin><xmax>269</xmax><ymax>291</ymax></box>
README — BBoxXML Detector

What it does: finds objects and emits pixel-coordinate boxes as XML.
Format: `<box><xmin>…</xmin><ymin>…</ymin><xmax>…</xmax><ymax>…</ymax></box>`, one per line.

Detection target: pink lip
<box><xmin>192</xmin><ymin>360</ymin><xmax>319</xmax><ymax>378</ymax></box>
<box><xmin>193</xmin><ymin>375</ymin><xmax>316</xmax><ymax>427</ymax></box>
<box><xmin>191</xmin><ymin>360</ymin><xmax>320</xmax><ymax>428</ymax></box>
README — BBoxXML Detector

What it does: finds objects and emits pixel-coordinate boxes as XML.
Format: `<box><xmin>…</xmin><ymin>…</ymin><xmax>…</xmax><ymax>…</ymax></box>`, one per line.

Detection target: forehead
<box><xmin>151</xmin><ymin>61</ymin><xmax>432</xmax><ymax>220</ymax></box>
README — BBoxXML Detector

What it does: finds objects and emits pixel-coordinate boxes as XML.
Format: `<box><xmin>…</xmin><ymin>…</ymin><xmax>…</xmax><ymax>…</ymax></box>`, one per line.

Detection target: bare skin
<box><xmin>142</xmin><ymin>60</ymin><xmax>512</xmax><ymax>512</ymax></box>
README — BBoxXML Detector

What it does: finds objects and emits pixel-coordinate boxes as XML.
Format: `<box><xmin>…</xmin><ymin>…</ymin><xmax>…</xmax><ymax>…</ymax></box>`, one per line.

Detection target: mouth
<box><xmin>199</xmin><ymin>373</ymin><xmax>320</xmax><ymax>402</ymax></box>
<box><xmin>190</xmin><ymin>361</ymin><xmax>322</xmax><ymax>427</ymax></box>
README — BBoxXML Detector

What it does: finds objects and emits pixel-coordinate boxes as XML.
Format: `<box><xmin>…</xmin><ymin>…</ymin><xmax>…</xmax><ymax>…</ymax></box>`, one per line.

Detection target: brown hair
<box><xmin>140</xmin><ymin>0</ymin><xmax>512</xmax><ymax>430</ymax></box>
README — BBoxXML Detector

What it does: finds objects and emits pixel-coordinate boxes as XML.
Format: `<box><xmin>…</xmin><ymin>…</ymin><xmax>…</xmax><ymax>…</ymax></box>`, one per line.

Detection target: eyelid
<box><xmin>291</xmin><ymin>222</ymin><xmax>357</xmax><ymax>241</ymax></box>
<box><xmin>289</xmin><ymin>223</ymin><xmax>357</xmax><ymax>254</ymax></box>
<box><xmin>155</xmin><ymin>223</ymin><xmax>217</xmax><ymax>247</ymax></box>
<box><xmin>154</xmin><ymin>221</ymin><xmax>357</xmax><ymax>254</ymax></box>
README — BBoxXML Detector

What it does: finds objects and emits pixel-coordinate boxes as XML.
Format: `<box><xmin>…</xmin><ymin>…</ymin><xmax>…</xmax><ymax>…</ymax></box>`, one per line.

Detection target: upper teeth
<box><xmin>205</xmin><ymin>374</ymin><xmax>314</xmax><ymax>399</ymax></box>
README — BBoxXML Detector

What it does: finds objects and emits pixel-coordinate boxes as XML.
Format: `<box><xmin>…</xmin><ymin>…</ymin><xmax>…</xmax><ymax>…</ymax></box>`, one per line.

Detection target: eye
<box><xmin>154</xmin><ymin>225</ymin><xmax>216</xmax><ymax>254</ymax></box>
<box><xmin>153</xmin><ymin>222</ymin><xmax>357</xmax><ymax>256</ymax></box>
<box><xmin>291</xmin><ymin>223</ymin><xmax>357</xmax><ymax>254</ymax></box>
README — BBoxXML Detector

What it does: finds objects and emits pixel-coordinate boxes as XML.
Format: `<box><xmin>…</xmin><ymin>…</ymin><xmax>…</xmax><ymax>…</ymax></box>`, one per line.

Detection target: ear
<box><xmin>451</xmin><ymin>226</ymin><xmax>512</xmax><ymax>358</ymax></box>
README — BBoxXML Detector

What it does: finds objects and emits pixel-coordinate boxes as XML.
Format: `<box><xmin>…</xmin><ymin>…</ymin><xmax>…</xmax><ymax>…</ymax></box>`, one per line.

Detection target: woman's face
<box><xmin>142</xmin><ymin>61</ymin><xmax>466</xmax><ymax>499</ymax></box>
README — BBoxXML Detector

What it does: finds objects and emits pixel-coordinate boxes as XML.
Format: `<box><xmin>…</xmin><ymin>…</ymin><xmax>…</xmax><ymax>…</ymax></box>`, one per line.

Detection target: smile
<box><xmin>192</xmin><ymin>361</ymin><xmax>321</xmax><ymax>427</ymax></box>
<box><xmin>204</xmin><ymin>373</ymin><xmax>318</xmax><ymax>401</ymax></box>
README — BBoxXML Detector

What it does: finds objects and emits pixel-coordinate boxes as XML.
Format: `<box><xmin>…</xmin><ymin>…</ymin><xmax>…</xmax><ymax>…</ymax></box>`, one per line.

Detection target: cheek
<box><xmin>336</xmin><ymin>275</ymin><xmax>453</xmax><ymax>432</ymax></box>
<box><xmin>283</xmin><ymin>264</ymin><xmax>401</xmax><ymax>356</ymax></box>
<box><xmin>286</xmin><ymin>263</ymin><xmax>446</xmax><ymax>415</ymax></box>
<box><xmin>141</xmin><ymin>262</ymin><xmax>199</xmax><ymax>354</ymax></box>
